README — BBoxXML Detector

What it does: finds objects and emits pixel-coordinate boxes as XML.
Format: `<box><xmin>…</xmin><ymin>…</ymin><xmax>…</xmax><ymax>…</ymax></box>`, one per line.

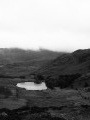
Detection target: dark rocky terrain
<box><xmin>0</xmin><ymin>48</ymin><xmax>90</xmax><ymax>120</ymax></box>
<box><xmin>36</xmin><ymin>49</ymin><xmax>90</xmax><ymax>89</ymax></box>
<box><xmin>39</xmin><ymin>49</ymin><xmax>90</xmax><ymax>76</ymax></box>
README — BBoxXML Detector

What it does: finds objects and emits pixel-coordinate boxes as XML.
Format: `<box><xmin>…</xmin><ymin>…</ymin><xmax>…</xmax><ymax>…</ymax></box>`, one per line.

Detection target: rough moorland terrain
<box><xmin>0</xmin><ymin>48</ymin><xmax>90</xmax><ymax>120</ymax></box>
<box><xmin>0</xmin><ymin>87</ymin><xmax>90</xmax><ymax>120</ymax></box>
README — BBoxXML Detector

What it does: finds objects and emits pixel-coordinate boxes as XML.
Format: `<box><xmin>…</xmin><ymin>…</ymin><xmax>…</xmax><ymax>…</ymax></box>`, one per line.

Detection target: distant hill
<box><xmin>38</xmin><ymin>49</ymin><xmax>90</xmax><ymax>77</ymax></box>
<box><xmin>0</xmin><ymin>48</ymin><xmax>65</xmax><ymax>78</ymax></box>
<box><xmin>0</xmin><ymin>48</ymin><xmax>63</xmax><ymax>65</ymax></box>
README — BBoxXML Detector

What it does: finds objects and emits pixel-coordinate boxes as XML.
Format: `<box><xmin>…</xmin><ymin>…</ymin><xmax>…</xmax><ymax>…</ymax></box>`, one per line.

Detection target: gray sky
<box><xmin>0</xmin><ymin>0</ymin><xmax>90</xmax><ymax>52</ymax></box>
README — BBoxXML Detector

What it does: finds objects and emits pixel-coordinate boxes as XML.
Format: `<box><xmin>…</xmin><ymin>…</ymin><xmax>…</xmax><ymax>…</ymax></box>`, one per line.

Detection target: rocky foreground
<box><xmin>1</xmin><ymin>105</ymin><xmax>90</xmax><ymax>120</ymax></box>
<box><xmin>0</xmin><ymin>86</ymin><xmax>90</xmax><ymax>120</ymax></box>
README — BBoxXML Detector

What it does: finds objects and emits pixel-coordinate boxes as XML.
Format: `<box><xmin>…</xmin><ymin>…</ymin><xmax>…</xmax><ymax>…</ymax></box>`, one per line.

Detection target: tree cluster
<box><xmin>45</xmin><ymin>73</ymin><xmax>81</xmax><ymax>89</ymax></box>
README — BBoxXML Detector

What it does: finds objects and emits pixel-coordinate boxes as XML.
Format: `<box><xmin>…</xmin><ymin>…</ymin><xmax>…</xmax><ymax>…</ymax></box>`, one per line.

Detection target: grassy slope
<box><xmin>39</xmin><ymin>49</ymin><xmax>90</xmax><ymax>76</ymax></box>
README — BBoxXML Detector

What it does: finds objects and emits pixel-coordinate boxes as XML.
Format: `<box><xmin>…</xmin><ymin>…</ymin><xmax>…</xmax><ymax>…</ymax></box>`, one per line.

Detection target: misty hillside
<box><xmin>0</xmin><ymin>48</ymin><xmax>63</xmax><ymax>65</ymax></box>
<box><xmin>38</xmin><ymin>49</ymin><xmax>90</xmax><ymax>76</ymax></box>
<box><xmin>0</xmin><ymin>48</ymin><xmax>65</xmax><ymax>78</ymax></box>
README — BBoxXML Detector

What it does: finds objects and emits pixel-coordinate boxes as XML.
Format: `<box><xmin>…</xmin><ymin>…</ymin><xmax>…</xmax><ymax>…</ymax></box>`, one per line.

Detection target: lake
<box><xmin>17</xmin><ymin>82</ymin><xmax>47</xmax><ymax>90</ymax></box>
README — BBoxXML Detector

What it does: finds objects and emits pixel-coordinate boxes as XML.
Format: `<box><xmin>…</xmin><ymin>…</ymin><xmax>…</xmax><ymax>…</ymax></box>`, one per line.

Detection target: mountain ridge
<box><xmin>0</xmin><ymin>48</ymin><xmax>64</xmax><ymax>65</ymax></box>
<box><xmin>38</xmin><ymin>48</ymin><xmax>90</xmax><ymax>76</ymax></box>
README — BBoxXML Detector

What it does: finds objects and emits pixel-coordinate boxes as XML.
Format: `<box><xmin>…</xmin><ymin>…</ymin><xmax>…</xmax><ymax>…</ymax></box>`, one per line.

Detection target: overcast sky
<box><xmin>0</xmin><ymin>0</ymin><xmax>90</xmax><ymax>52</ymax></box>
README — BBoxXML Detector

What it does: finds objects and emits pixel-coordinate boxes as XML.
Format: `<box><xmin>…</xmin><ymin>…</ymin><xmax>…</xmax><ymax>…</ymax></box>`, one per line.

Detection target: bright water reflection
<box><xmin>17</xmin><ymin>82</ymin><xmax>47</xmax><ymax>90</ymax></box>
